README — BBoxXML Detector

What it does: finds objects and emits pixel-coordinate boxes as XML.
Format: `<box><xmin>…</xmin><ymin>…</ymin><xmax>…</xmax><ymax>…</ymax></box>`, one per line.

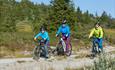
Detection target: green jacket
<box><xmin>89</xmin><ymin>26</ymin><xmax>103</xmax><ymax>38</ymax></box>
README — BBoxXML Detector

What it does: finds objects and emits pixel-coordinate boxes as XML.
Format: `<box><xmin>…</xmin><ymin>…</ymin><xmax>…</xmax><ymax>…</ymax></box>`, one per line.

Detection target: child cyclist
<box><xmin>34</xmin><ymin>26</ymin><xmax>50</xmax><ymax>58</ymax></box>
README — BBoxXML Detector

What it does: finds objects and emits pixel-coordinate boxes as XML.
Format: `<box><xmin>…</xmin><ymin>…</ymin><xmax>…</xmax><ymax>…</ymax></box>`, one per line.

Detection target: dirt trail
<box><xmin>0</xmin><ymin>46</ymin><xmax>115</xmax><ymax>70</ymax></box>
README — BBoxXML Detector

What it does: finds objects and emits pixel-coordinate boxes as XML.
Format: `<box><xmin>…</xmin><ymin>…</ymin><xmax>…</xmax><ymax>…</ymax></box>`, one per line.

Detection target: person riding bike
<box><xmin>56</xmin><ymin>18</ymin><xmax>71</xmax><ymax>52</ymax></box>
<box><xmin>89</xmin><ymin>22</ymin><xmax>104</xmax><ymax>53</ymax></box>
<box><xmin>34</xmin><ymin>26</ymin><xmax>50</xmax><ymax>58</ymax></box>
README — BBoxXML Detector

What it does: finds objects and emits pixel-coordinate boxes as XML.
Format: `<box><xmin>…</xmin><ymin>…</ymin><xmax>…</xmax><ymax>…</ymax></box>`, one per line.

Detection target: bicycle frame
<box><xmin>56</xmin><ymin>36</ymin><xmax>67</xmax><ymax>52</ymax></box>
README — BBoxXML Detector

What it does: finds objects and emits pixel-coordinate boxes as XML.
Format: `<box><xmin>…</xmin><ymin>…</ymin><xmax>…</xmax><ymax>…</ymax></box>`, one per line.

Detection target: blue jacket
<box><xmin>56</xmin><ymin>25</ymin><xmax>70</xmax><ymax>37</ymax></box>
<box><xmin>34</xmin><ymin>31</ymin><xmax>49</xmax><ymax>41</ymax></box>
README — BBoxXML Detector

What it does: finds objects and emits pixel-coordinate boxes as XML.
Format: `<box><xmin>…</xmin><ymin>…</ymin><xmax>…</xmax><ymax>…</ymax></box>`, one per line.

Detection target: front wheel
<box><xmin>33</xmin><ymin>46</ymin><xmax>40</xmax><ymax>60</ymax></box>
<box><xmin>66</xmin><ymin>43</ymin><xmax>72</xmax><ymax>56</ymax></box>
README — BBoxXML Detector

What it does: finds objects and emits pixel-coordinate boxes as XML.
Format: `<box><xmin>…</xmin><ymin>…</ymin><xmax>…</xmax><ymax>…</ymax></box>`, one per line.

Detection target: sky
<box><xmin>16</xmin><ymin>0</ymin><xmax>115</xmax><ymax>18</ymax></box>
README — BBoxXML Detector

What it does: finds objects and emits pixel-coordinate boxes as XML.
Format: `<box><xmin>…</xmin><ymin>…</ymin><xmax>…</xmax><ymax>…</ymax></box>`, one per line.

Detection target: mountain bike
<box><xmin>90</xmin><ymin>37</ymin><xmax>102</xmax><ymax>58</ymax></box>
<box><xmin>33</xmin><ymin>38</ymin><xmax>52</xmax><ymax>60</ymax></box>
<box><xmin>53</xmin><ymin>36</ymin><xmax>72</xmax><ymax>56</ymax></box>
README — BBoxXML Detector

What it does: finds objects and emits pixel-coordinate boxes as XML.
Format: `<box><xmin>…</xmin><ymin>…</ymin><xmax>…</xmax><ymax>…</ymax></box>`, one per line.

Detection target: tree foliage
<box><xmin>0</xmin><ymin>0</ymin><xmax>114</xmax><ymax>37</ymax></box>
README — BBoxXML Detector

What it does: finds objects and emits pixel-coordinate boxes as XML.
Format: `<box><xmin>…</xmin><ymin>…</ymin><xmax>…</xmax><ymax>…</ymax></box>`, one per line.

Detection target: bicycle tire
<box><xmin>66</xmin><ymin>43</ymin><xmax>72</xmax><ymax>56</ymax></box>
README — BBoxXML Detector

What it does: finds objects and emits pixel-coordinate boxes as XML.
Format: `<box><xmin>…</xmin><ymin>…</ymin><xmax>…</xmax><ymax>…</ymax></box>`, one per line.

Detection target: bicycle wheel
<box><xmin>91</xmin><ymin>45</ymin><xmax>99</xmax><ymax>58</ymax></box>
<box><xmin>66</xmin><ymin>43</ymin><xmax>72</xmax><ymax>56</ymax></box>
<box><xmin>33</xmin><ymin>46</ymin><xmax>40</xmax><ymax>60</ymax></box>
<box><xmin>47</xmin><ymin>47</ymin><xmax>53</xmax><ymax>57</ymax></box>
<box><xmin>56</xmin><ymin>42</ymin><xmax>64</xmax><ymax>55</ymax></box>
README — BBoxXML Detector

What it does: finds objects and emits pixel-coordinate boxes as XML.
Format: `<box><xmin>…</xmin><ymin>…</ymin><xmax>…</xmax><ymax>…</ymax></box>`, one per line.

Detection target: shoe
<box><xmin>98</xmin><ymin>48</ymin><xmax>101</xmax><ymax>52</ymax></box>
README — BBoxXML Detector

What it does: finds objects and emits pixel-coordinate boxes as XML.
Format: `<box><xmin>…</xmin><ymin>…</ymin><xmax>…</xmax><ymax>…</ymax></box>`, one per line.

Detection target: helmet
<box><xmin>95</xmin><ymin>21</ymin><xmax>100</xmax><ymax>26</ymax></box>
<box><xmin>62</xmin><ymin>18</ymin><xmax>67</xmax><ymax>24</ymax></box>
<box><xmin>40</xmin><ymin>26</ymin><xmax>45</xmax><ymax>31</ymax></box>
<box><xmin>40</xmin><ymin>26</ymin><xmax>46</xmax><ymax>33</ymax></box>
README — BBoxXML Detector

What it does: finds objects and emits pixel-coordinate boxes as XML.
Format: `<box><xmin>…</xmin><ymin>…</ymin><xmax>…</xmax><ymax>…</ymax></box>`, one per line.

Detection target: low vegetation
<box><xmin>65</xmin><ymin>53</ymin><xmax>115</xmax><ymax>70</ymax></box>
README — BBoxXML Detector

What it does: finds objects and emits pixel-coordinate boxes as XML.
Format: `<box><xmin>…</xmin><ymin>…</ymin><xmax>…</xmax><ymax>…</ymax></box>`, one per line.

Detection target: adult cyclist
<box><xmin>56</xmin><ymin>18</ymin><xmax>71</xmax><ymax>53</ymax></box>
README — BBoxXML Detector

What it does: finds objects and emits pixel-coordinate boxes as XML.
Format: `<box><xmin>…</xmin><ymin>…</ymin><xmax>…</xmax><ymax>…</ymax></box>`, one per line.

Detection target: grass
<box><xmin>65</xmin><ymin>53</ymin><xmax>115</xmax><ymax>70</ymax></box>
<box><xmin>65</xmin><ymin>67</ymin><xmax>91</xmax><ymax>70</ymax></box>
<box><xmin>49</xmin><ymin>33</ymin><xmax>58</xmax><ymax>46</ymax></box>
<box><xmin>56</xmin><ymin>55</ymin><xmax>67</xmax><ymax>60</ymax></box>
<box><xmin>0</xmin><ymin>32</ymin><xmax>33</xmax><ymax>46</ymax></box>
<box><xmin>92</xmin><ymin>53</ymin><xmax>115</xmax><ymax>70</ymax></box>
<box><xmin>74</xmin><ymin>51</ymin><xmax>91</xmax><ymax>59</ymax></box>
<box><xmin>110</xmin><ymin>51</ymin><xmax>115</xmax><ymax>54</ymax></box>
<box><xmin>16</xmin><ymin>20</ymin><xmax>33</xmax><ymax>32</ymax></box>
<box><xmin>15</xmin><ymin>52</ymin><xmax>32</xmax><ymax>58</ymax></box>
<box><xmin>0</xmin><ymin>28</ymin><xmax>115</xmax><ymax>58</ymax></box>
<box><xmin>104</xmin><ymin>29</ymin><xmax>115</xmax><ymax>44</ymax></box>
<box><xmin>0</xmin><ymin>46</ymin><xmax>32</xmax><ymax>58</ymax></box>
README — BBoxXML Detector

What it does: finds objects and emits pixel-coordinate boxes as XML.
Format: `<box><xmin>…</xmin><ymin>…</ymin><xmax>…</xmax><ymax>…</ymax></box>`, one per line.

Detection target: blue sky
<box><xmin>16</xmin><ymin>0</ymin><xmax>115</xmax><ymax>18</ymax></box>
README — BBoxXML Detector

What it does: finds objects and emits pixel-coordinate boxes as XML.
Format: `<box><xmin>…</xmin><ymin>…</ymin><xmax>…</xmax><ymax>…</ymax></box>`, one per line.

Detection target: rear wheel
<box><xmin>56</xmin><ymin>42</ymin><xmax>64</xmax><ymax>55</ymax></box>
<box><xmin>48</xmin><ymin>47</ymin><xmax>53</xmax><ymax>57</ymax></box>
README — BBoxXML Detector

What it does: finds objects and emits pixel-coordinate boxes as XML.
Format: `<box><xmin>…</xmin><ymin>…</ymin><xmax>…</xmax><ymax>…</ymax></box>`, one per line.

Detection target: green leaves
<box><xmin>49</xmin><ymin>0</ymin><xmax>76</xmax><ymax>31</ymax></box>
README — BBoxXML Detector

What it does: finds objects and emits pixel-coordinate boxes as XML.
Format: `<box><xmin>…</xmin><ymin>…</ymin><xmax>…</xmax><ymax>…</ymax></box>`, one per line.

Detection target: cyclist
<box><xmin>89</xmin><ymin>22</ymin><xmax>104</xmax><ymax>53</ymax></box>
<box><xmin>56</xmin><ymin>18</ymin><xmax>71</xmax><ymax>52</ymax></box>
<box><xmin>34</xmin><ymin>26</ymin><xmax>50</xmax><ymax>58</ymax></box>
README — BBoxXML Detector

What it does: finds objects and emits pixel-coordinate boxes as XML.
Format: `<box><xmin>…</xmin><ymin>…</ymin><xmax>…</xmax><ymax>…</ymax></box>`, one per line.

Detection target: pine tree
<box><xmin>49</xmin><ymin>0</ymin><xmax>76</xmax><ymax>31</ymax></box>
